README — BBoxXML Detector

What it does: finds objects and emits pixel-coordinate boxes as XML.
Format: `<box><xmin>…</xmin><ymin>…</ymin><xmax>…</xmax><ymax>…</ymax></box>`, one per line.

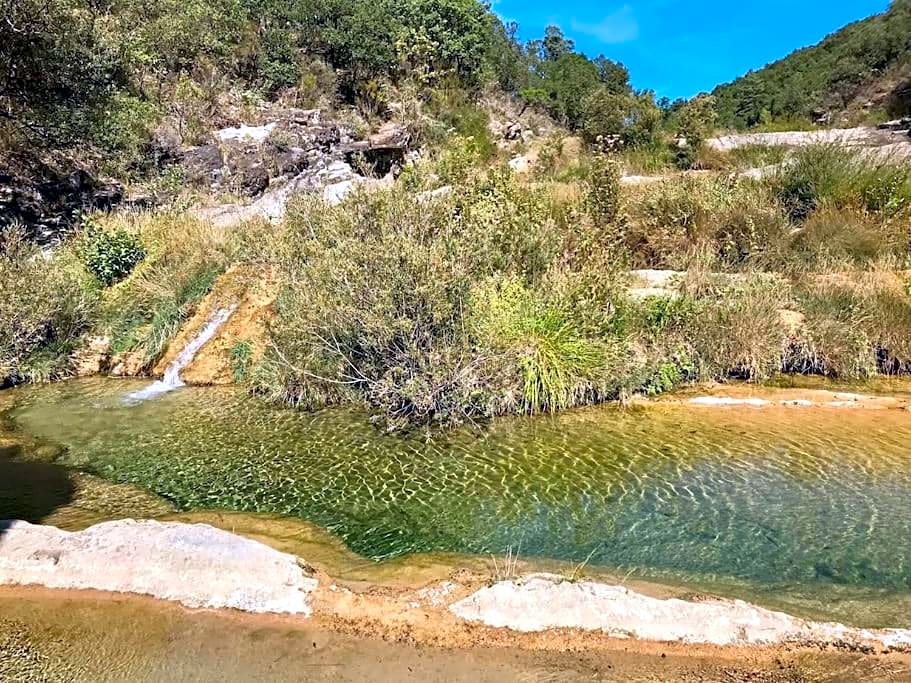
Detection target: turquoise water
<box><xmin>2</xmin><ymin>378</ymin><xmax>911</xmax><ymax>625</ymax></box>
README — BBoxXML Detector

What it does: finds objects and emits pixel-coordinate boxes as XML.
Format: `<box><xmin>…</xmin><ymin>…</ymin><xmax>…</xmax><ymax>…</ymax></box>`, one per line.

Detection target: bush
<box><xmin>79</xmin><ymin>219</ymin><xmax>146</xmax><ymax>286</ymax></box>
<box><xmin>789</xmin><ymin>280</ymin><xmax>877</xmax><ymax>378</ymax></box>
<box><xmin>470</xmin><ymin>276</ymin><xmax>624</xmax><ymax>412</ymax></box>
<box><xmin>628</xmin><ymin>176</ymin><xmax>790</xmax><ymax>269</ymax></box>
<box><xmin>687</xmin><ymin>276</ymin><xmax>790</xmax><ymax>380</ymax></box>
<box><xmin>260</xmin><ymin>189</ymin><xmax>491</xmax><ymax>427</ymax></box>
<box><xmin>0</xmin><ymin>228</ymin><xmax>97</xmax><ymax>385</ymax></box>
<box><xmin>787</xmin><ymin>204</ymin><xmax>910</xmax><ymax>269</ymax></box>
<box><xmin>670</xmin><ymin>94</ymin><xmax>717</xmax><ymax>170</ymax></box>
<box><xmin>258</xmin><ymin>170</ymin><xmax>632</xmax><ymax>428</ymax></box>
<box><xmin>771</xmin><ymin>146</ymin><xmax>911</xmax><ymax>221</ymax></box>
<box><xmin>584</xmin><ymin>154</ymin><xmax>622</xmax><ymax>226</ymax></box>
<box><xmin>790</xmin><ymin>271</ymin><xmax>911</xmax><ymax>376</ymax></box>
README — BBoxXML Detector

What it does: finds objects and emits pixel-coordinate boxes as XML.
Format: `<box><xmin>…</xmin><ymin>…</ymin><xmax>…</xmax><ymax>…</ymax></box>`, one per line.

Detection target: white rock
<box><xmin>450</xmin><ymin>575</ymin><xmax>911</xmax><ymax>649</ymax></box>
<box><xmin>214</xmin><ymin>123</ymin><xmax>277</xmax><ymax>143</ymax></box>
<box><xmin>508</xmin><ymin>155</ymin><xmax>531</xmax><ymax>173</ymax></box>
<box><xmin>688</xmin><ymin>397</ymin><xmax>770</xmax><ymax>407</ymax></box>
<box><xmin>416</xmin><ymin>185</ymin><xmax>453</xmax><ymax>203</ymax></box>
<box><xmin>323</xmin><ymin>180</ymin><xmax>356</xmax><ymax>206</ymax></box>
<box><xmin>0</xmin><ymin>520</ymin><xmax>317</xmax><ymax>615</ymax></box>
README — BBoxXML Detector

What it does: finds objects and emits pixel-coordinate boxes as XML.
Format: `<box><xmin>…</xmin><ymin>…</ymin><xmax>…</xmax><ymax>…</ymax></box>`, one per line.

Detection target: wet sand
<box><xmin>2</xmin><ymin>586</ymin><xmax>909</xmax><ymax>682</ymax></box>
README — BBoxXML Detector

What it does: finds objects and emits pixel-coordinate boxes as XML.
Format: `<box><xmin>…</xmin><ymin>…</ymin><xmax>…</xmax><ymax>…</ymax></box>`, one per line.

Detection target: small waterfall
<box><xmin>125</xmin><ymin>306</ymin><xmax>237</xmax><ymax>403</ymax></box>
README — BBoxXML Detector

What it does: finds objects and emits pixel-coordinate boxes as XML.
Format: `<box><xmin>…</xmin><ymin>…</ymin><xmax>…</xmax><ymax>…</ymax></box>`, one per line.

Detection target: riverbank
<box><xmin>6</xmin><ymin>586</ymin><xmax>908</xmax><ymax>683</ymax></box>
<box><xmin>1</xmin><ymin>520</ymin><xmax>910</xmax><ymax>682</ymax></box>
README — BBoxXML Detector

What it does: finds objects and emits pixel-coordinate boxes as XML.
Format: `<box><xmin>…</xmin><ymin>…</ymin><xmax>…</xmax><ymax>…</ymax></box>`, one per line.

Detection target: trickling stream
<box><xmin>1</xmin><ymin>377</ymin><xmax>910</xmax><ymax>627</ymax></box>
<box><xmin>124</xmin><ymin>307</ymin><xmax>236</xmax><ymax>403</ymax></box>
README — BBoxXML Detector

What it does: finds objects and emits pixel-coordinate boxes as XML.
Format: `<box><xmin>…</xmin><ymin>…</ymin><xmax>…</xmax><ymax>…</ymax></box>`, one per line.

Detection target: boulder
<box><xmin>182</xmin><ymin>144</ymin><xmax>226</xmax><ymax>186</ymax></box>
<box><xmin>71</xmin><ymin>336</ymin><xmax>112</xmax><ymax>377</ymax></box>
<box><xmin>508</xmin><ymin>155</ymin><xmax>532</xmax><ymax>173</ymax></box>
<box><xmin>234</xmin><ymin>158</ymin><xmax>270</xmax><ymax>196</ymax></box>
<box><xmin>368</xmin><ymin>122</ymin><xmax>410</xmax><ymax>150</ymax></box>
<box><xmin>0</xmin><ymin>519</ymin><xmax>318</xmax><ymax>615</ymax></box>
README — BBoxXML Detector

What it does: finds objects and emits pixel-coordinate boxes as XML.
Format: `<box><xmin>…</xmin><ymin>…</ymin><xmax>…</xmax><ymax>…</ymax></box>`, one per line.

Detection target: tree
<box><xmin>542</xmin><ymin>25</ymin><xmax>574</xmax><ymax>62</ymax></box>
<box><xmin>0</xmin><ymin>0</ymin><xmax>121</xmax><ymax>145</ymax></box>
<box><xmin>581</xmin><ymin>88</ymin><xmax>661</xmax><ymax>147</ymax></box>
<box><xmin>672</xmin><ymin>94</ymin><xmax>717</xmax><ymax>168</ymax></box>
<box><xmin>544</xmin><ymin>53</ymin><xmax>600</xmax><ymax>128</ymax></box>
<box><xmin>594</xmin><ymin>56</ymin><xmax>630</xmax><ymax>94</ymax></box>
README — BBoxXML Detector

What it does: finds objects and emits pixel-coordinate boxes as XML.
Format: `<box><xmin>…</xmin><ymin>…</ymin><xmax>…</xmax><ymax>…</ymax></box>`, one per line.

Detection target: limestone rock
<box><xmin>508</xmin><ymin>155</ymin><xmax>532</xmax><ymax>173</ymax></box>
<box><xmin>368</xmin><ymin>122</ymin><xmax>410</xmax><ymax>150</ymax></box>
<box><xmin>108</xmin><ymin>349</ymin><xmax>147</xmax><ymax>377</ymax></box>
<box><xmin>0</xmin><ymin>520</ymin><xmax>318</xmax><ymax>615</ymax></box>
<box><xmin>450</xmin><ymin>575</ymin><xmax>911</xmax><ymax>650</ymax></box>
<box><xmin>71</xmin><ymin>336</ymin><xmax>111</xmax><ymax>377</ymax></box>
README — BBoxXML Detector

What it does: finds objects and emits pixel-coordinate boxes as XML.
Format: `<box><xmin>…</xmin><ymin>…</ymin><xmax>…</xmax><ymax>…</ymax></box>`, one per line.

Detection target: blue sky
<box><xmin>492</xmin><ymin>0</ymin><xmax>891</xmax><ymax>100</ymax></box>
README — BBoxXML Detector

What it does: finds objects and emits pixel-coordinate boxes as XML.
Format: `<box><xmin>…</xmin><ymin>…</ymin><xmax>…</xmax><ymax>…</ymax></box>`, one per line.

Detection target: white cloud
<box><xmin>571</xmin><ymin>5</ymin><xmax>639</xmax><ymax>44</ymax></box>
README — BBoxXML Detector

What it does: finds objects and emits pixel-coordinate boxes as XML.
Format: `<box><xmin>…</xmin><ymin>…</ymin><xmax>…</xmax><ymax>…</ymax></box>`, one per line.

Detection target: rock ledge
<box><xmin>450</xmin><ymin>574</ymin><xmax>911</xmax><ymax>650</ymax></box>
<box><xmin>0</xmin><ymin>520</ymin><xmax>317</xmax><ymax>615</ymax></box>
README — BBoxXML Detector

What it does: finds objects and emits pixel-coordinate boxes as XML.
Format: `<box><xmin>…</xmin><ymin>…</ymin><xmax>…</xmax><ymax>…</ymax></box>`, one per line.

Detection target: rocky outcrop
<box><xmin>0</xmin><ymin>519</ymin><xmax>318</xmax><ymax>615</ymax></box>
<box><xmin>184</xmin><ymin>111</ymin><xmax>409</xmax><ymax>225</ymax></box>
<box><xmin>71</xmin><ymin>336</ymin><xmax>112</xmax><ymax>377</ymax></box>
<box><xmin>707</xmin><ymin>125</ymin><xmax>911</xmax><ymax>155</ymax></box>
<box><xmin>450</xmin><ymin>575</ymin><xmax>911</xmax><ymax>650</ymax></box>
<box><xmin>0</xmin><ymin>158</ymin><xmax>124</xmax><ymax>244</ymax></box>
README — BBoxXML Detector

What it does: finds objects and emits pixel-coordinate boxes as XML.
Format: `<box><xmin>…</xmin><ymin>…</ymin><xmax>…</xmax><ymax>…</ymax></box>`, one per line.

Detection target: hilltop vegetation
<box><xmin>714</xmin><ymin>0</ymin><xmax>911</xmax><ymax>128</ymax></box>
<box><xmin>0</xmin><ymin>0</ymin><xmax>645</xmax><ymax>163</ymax></box>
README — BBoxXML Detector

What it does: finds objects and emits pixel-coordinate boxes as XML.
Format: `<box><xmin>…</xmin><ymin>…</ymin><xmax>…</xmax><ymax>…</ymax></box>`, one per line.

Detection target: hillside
<box><xmin>713</xmin><ymin>0</ymin><xmax>911</xmax><ymax>128</ymax></box>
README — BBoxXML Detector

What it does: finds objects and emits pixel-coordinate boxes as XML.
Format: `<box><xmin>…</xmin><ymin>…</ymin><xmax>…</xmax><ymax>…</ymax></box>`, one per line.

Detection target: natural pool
<box><xmin>2</xmin><ymin>378</ymin><xmax>910</xmax><ymax>627</ymax></box>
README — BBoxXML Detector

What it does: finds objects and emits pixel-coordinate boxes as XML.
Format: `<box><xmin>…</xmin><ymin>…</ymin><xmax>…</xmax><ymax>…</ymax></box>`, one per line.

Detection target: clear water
<box><xmin>2</xmin><ymin>378</ymin><xmax>911</xmax><ymax>626</ymax></box>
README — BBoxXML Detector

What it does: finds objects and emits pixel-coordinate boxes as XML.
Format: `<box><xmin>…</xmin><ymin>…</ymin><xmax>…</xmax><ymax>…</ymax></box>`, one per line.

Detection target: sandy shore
<box><xmin>2</xmin><ymin>585</ymin><xmax>910</xmax><ymax>682</ymax></box>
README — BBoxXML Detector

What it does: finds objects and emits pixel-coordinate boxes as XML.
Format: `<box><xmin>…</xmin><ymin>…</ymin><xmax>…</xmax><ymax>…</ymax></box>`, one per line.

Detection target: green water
<box><xmin>2</xmin><ymin>378</ymin><xmax>911</xmax><ymax>626</ymax></box>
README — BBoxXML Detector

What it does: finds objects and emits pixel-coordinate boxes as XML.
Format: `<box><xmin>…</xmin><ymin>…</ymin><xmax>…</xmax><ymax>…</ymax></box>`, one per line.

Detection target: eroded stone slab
<box><xmin>450</xmin><ymin>575</ymin><xmax>911</xmax><ymax>650</ymax></box>
<box><xmin>0</xmin><ymin>520</ymin><xmax>317</xmax><ymax>615</ymax></box>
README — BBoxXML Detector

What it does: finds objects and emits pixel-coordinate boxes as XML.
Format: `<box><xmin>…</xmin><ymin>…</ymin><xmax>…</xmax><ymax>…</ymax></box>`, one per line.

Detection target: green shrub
<box><xmin>642</xmin><ymin>351</ymin><xmax>696</xmax><ymax>396</ymax></box>
<box><xmin>0</xmin><ymin>228</ymin><xmax>97</xmax><ymax>385</ymax></box>
<box><xmin>79</xmin><ymin>219</ymin><xmax>146</xmax><ymax>286</ymax></box>
<box><xmin>259</xmin><ymin>173</ymin><xmax>630</xmax><ymax>428</ymax></box>
<box><xmin>771</xmin><ymin>146</ymin><xmax>911</xmax><ymax>221</ymax></box>
<box><xmin>585</xmin><ymin>154</ymin><xmax>622</xmax><ymax>226</ymax></box>
<box><xmin>470</xmin><ymin>276</ymin><xmax>623</xmax><ymax>412</ymax></box>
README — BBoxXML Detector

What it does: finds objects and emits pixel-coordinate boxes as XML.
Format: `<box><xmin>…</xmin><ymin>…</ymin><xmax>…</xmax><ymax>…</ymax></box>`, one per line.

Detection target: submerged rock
<box><xmin>450</xmin><ymin>574</ymin><xmax>911</xmax><ymax>650</ymax></box>
<box><xmin>0</xmin><ymin>520</ymin><xmax>317</xmax><ymax>615</ymax></box>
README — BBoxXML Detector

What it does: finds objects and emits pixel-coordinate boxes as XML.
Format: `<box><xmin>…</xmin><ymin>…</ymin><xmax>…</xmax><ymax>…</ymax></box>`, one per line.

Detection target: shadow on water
<box><xmin>0</xmin><ymin>443</ymin><xmax>76</xmax><ymax>537</ymax></box>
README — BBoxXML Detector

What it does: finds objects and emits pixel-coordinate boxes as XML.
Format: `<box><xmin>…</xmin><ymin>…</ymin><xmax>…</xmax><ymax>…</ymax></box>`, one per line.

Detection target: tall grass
<box><xmin>771</xmin><ymin>145</ymin><xmax>911</xmax><ymax>221</ymax></box>
<box><xmin>627</xmin><ymin>176</ymin><xmax>790</xmax><ymax>270</ymax></box>
<box><xmin>0</xmin><ymin>227</ymin><xmax>97</xmax><ymax>385</ymax></box>
<box><xmin>98</xmin><ymin>211</ymin><xmax>231</xmax><ymax>367</ymax></box>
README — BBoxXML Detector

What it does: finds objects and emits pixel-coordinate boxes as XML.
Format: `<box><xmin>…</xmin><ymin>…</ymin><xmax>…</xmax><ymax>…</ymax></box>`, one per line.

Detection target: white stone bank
<box><xmin>450</xmin><ymin>575</ymin><xmax>911</xmax><ymax>650</ymax></box>
<box><xmin>0</xmin><ymin>520</ymin><xmax>317</xmax><ymax>615</ymax></box>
